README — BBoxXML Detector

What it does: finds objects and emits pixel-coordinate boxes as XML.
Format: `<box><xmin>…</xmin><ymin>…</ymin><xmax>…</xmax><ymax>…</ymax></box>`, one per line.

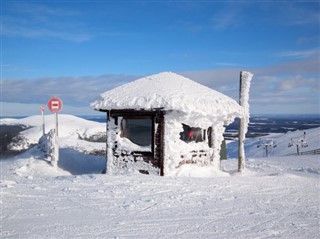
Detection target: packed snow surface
<box><xmin>91</xmin><ymin>72</ymin><xmax>243</xmax><ymax>119</ymax></box>
<box><xmin>1</xmin><ymin>154</ymin><xmax>319</xmax><ymax>238</ymax></box>
<box><xmin>1</xmin><ymin>115</ymin><xmax>319</xmax><ymax>238</ymax></box>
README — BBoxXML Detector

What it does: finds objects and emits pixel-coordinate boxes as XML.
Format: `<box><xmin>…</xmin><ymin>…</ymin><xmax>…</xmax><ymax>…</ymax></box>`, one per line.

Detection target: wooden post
<box><xmin>238</xmin><ymin>120</ymin><xmax>245</xmax><ymax>171</ymax></box>
<box><xmin>105</xmin><ymin>110</ymin><xmax>110</xmax><ymax>174</ymax></box>
<box><xmin>238</xmin><ymin>72</ymin><xmax>245</xmax><ymax>172</ymax></box>
<box><xmin>101</xmin><ymin>111</ymin><xmax>109</xmax><ymax>174</ymax></box>
<box><xmin>159</xmin><ymin>111</ymin><xmax>165</xmax><ymax>176</ymax></box>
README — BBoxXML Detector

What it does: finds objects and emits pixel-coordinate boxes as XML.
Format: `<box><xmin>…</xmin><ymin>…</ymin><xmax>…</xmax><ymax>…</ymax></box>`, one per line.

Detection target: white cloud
<box><xmin>181</xmin><ymin>68</ymin><xmax>242</xmax><ymax>100</ymax></box>
<box><xmin>285</xmin><ymin>3</ymin><xmax>320</xmax><ymax>26</ymax></box>
<box><xmin>1</xmin><ymin>102</ymin><xmax>102</xmax><ymax>117</ymax></box>
<box><xmin>2</xmin><ymin>74</ymin><xmax>139</xmax><ymax>107</ymax></box>
<box><xmin>2</xmin><ymin>2</ymin><xmax>92</xmax><ymax>42</ymax></box>
<box><xmin>255</xmin><ymin>55</ymin><xmax>319</xmax><ymax>75</ymax></box>
<box><xmin>2</xmin><ymin>55</ymin><xmax>319</xmax><ymax>115</ymax></box>
<box><xmin>181</xmin><ymin>58</ymin><xmax>319</xmax><ymax>114</ymax></box>
<box><xmin>215</xmin><ymin>62</ymin><xmax>241</xmax><ymax>67</ymax></box>
<box><xmin>296</xmin><ymin>36</ymin><xmax>319</xmax><ymax>45</ymax></box>
<box><xmin>210</xmin><ymin>5</ymin><xmax>242</xmax><ymax>31</ymax></box>
<box><xmin>6</xmin><ymin>2</ymin><xmax>80</xmax><ymax>16</ymax></box>
<box><xmin>277</xmin><ymin>48</ymin><xmax>319</xmax><ymax>59</ymax></box>
<box><xmin>2</xmin><ymin>24</ymin><xmax>92</xmax><ymax>42</ymax></box>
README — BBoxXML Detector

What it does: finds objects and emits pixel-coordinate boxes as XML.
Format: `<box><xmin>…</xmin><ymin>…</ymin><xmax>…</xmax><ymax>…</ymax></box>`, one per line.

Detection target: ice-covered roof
<box><xmin>91</xmin><ymin>72</ymin><xmax>243</xmax><ymax>119</ymax></box>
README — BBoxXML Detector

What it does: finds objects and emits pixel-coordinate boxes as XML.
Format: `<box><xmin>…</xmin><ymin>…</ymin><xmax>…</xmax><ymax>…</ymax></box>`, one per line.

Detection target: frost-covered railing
<box><xmin>38</xmin><ymin>129</ymin><xmax>59</xmax><ymax>166</ymax></box>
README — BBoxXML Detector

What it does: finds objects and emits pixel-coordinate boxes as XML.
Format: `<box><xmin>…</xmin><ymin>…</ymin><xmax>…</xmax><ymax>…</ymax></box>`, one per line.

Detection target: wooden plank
<box><xmin>110</xmin><ymin>109</ymin><xmax>161</xmax><ymax>117</ymax></box>
<box><xmin>158</xmin><ymin>111</ymin><xmax>165</xmax><ymax>176</ymax></box>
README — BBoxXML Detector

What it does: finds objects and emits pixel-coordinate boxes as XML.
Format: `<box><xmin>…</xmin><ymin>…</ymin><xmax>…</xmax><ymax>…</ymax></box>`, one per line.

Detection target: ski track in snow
<box><xmin>1</xmin><ymin>157</ymin><xmax>319</xmax><ymax>239</ymax></box>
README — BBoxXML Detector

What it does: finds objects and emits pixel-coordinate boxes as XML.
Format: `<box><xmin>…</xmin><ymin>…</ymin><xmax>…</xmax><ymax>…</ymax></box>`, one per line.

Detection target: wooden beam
<box><xmin>238</xmin><ymin>71</ymin><xmax>245</xmax><ymax>172</ymax></box>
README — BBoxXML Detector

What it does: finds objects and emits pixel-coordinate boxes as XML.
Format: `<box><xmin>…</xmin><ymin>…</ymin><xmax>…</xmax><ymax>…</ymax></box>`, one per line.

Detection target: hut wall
<box><xmin>163</xmin><ymin>112</ymin><xmax>215</xmax><ymax>175</ymax></box>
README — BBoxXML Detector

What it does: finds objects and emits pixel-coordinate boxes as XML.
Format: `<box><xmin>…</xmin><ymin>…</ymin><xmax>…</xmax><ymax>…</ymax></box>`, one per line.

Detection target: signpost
<box><xmin>47</xmin><ymin>97</ymin><xmax>63</xmax><ymax>166</ymax></box>
<box><xmin>48</xmin><ymin>97</ymin><xmax>63</xmax><ymax>136</ymax></box>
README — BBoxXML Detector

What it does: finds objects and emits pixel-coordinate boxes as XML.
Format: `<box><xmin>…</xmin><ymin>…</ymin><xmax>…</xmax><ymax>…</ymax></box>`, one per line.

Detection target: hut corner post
<box><xmin>238</xmin><ymin>119</ymin><xmax>245</xmax><ymax>172</ymax></box>
<box><xmin>238</xmin><ymin>71</ymin><xmax>253</xmax><ymax>172</ymax></box>
<box><xmin>105</xmin><ymin>110</ymin><xmax>113</xmax><ymax>174</ymax></box>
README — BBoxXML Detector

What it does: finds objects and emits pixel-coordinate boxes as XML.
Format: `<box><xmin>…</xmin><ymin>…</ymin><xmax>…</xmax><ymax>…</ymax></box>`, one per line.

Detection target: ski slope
<box><xmin>228</xmin><ymin>127</ymin><xmax>320</xmax><ymax>158</ymax></box>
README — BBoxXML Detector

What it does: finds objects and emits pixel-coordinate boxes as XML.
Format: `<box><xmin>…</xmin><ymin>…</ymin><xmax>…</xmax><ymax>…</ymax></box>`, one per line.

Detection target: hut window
<box><xmin>120</xmin><ymin>117</ymin><xmax>152</xmax><ymax>147</ymax></box>
<box><xmin>179</xmin><ymin>124</ymin><xmax>204</xmax><ymax>143</ymax></box>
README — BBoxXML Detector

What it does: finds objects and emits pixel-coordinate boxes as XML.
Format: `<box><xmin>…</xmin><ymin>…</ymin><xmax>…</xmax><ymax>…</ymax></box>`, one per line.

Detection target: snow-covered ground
<box><xmin>1</xmin><ymin>115</ymin><xmax>319</xmax><ymax>238</ymax></box>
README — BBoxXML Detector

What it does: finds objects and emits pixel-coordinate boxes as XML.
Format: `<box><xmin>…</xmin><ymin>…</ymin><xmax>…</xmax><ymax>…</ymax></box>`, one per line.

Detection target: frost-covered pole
<box><xmin>40</xmin><ymin>105</ymin><xmax>45</xmax><ymax>137</ymax></box>
<box><xmin>42</xmin><ymin>110</ymin><xmax>45</xmax><ymax>136</ymax></box>
<box><xmin>55</xmin><ymin>113</ymin><xmax>59</xmax><ymax>137</ymax></box>
<box><xmin>51</xmin><ymin>128</ymin><xmax>59</xmax><ymax>167</ymax></box>
<box><xmin>50</xmin><ymin>113</ymin><xmax>60</xmax><ymax>167</ymax></box>
<box><xmin>238</xmin><ymin>71</ymin><xmax>253</xmax><ymax>172</ymax></box>
<box><xmin>105</xmin><ymin>111</ymin><xmax>115</xmax><ymax>175</ymax></box>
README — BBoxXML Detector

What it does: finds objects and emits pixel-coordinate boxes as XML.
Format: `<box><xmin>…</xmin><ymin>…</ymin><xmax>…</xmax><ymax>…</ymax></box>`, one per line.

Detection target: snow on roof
<box><xmin>91</xmin><ymin>72</ymin><xmax>243</xmax><ymax>119</ymax></box>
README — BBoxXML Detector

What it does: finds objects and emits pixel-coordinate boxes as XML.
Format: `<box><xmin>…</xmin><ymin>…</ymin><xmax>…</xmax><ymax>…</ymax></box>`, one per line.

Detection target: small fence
<box><xmin>285</xmin><ymin>148</ymin><xmax>320</xmax><ymax>156</ymax></box>
<box><xmin>300</xmin><ymin>148</ymin><xmax>320</xmax><ymax>155</ymax></box>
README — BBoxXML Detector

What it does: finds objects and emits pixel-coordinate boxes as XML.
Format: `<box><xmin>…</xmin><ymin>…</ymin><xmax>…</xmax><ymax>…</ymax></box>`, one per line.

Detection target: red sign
<box><xmin>48</xmin><ymin>97</ymin><xmax>63</xmax><ymax>113</ymax></box>
<box><xmin>40</xmin><ymin>106</ymin><xmax>45</xmax><ymax>112</ymax></box>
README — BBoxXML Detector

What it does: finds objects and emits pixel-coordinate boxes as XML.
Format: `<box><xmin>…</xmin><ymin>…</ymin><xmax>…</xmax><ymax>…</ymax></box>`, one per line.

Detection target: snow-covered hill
<box><xmin>1</xmin><ymin>114</ymin><xmax>107</xmax><ymax>174</ymax></box>
<box><xmin>1</xmin><ymin>115</ymin><xmax>319</xmax><ymax>238</ymax></box>
<box><xmin>1</xmin><ymin>114</ymin><xmax>106</xmax><ymax>152</ymax></box>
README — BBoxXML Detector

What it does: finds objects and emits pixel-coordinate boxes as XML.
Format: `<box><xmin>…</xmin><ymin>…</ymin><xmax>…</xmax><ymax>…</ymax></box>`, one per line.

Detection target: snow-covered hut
<box><xmin>91</xmin><ymin>71</ymin><xmax>253</xmax><ymax>176</ymax></box>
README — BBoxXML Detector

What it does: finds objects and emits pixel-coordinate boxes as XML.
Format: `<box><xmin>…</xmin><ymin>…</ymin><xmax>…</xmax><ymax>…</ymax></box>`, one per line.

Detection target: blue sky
<box><xmin>1</xmin><ymin>0</ymin><xmax>319</xmax><ymax>116</ymax></box>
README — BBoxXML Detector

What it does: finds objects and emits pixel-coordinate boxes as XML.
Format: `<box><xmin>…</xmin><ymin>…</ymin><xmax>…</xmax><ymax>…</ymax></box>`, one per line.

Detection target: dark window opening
<box><xmin>179</xmin><ymin>124</ymin><xmax>205</xmax><ymax>143</ymax></box>
<box><xmin>120</xmin><ymin>117</ymin><xmax>152</xmax><ymax>147</ymax></box>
